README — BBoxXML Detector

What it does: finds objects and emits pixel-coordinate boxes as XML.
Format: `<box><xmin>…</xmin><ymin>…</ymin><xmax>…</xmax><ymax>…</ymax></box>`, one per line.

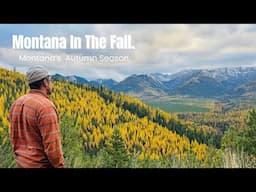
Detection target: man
<box><xmin>9</xmin><ymin>65</ymin><xmax>65</xmax><ymax>168</ymax></box>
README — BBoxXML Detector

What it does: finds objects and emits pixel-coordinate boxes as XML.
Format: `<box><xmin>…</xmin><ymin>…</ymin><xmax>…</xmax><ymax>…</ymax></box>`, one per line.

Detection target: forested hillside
<box><xmin>0</xmin><ymin>67</ymin><xmax>255</xmax><ymax>168</ymax></box>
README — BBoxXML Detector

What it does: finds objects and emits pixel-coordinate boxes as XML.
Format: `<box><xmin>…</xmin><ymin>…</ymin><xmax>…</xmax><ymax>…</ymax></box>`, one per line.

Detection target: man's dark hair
<box><xmin>29</xmin><ymin>76</ymin><xmax>51</xmax><ymax>89</ymax></box>
<box><xmin>29</xmin><ymin>79</ymin><xmax>44</xmax><ymax>89</ymax></box>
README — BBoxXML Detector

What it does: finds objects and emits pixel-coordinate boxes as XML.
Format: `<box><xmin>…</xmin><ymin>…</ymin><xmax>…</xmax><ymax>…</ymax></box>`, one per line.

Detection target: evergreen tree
<box><xmin>221</xmin><ymin>125</ymin><xmax>240</xmax><ymax>150</ymax></box>
<box><xmin>60</xmin><ymin>115</ymin><xmax>87</xmax><ymax>167</ymax></box>
<box><xmin>103</xmin><ymin>127</ymin><xmax>130</xmax><ymax>168</ymax></box>
<box><xmin>241</xmin><ymin>109</ymin><xmax>256</xmax><ymax>155</ymax></box>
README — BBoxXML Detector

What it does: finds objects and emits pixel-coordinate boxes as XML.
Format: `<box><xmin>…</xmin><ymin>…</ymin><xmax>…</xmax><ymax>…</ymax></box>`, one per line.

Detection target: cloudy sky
<box><xmin>1</xmin><ymin>24</ymin><xmax>256</xmax><ymax>81</ymax></box>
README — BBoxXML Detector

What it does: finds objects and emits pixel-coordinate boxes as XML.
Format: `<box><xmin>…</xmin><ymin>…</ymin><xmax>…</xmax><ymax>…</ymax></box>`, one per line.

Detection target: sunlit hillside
<box><xmin>0</xmin><ymin>67</ymin><xmax>229</xmax><ymax>167</ymax></box>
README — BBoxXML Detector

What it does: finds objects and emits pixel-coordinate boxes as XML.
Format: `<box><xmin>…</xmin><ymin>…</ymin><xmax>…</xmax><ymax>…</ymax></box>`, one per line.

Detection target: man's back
<box><xmin>10</xmin><ymin>89</ymin><xmax>64</xmax><ymax>168</ymax></box>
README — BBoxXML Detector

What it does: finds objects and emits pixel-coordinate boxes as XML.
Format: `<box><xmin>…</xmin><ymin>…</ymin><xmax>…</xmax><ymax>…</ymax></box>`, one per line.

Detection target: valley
<box><xmin>142</xmin><ymin>95</ymin><xmax>256</xmax><ymax>113</ymax></box>
<box><xmin>143</xmin><ymin>96</ymin><xmax>214</xmax><ymax>113</ymax></box>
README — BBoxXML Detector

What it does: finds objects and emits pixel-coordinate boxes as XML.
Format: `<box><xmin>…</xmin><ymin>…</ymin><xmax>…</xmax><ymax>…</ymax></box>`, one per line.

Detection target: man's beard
<box><xmin>46</xmin><ymin>87</ymin><xmax>52</xmax><ymax>95</ymax></box>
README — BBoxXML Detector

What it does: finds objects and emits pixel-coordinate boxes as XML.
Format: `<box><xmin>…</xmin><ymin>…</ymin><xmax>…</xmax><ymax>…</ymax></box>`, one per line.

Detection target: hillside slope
<box><xmin>0</xmin><ymin>67</ymin><xmax>221</xmax><ymax>167</ymax></box>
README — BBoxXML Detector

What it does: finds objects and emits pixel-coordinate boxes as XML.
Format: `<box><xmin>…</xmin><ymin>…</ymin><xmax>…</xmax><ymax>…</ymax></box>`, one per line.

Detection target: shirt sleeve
<box><xmin>38</xmin><ymin>105</ymin><xmax>65</xmax><ymax>168</ymax></box>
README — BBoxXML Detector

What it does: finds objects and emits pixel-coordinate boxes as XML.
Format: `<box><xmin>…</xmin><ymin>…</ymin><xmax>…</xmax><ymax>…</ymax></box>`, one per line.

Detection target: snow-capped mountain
<box><xmin>52</xmin><ymin>66</ymin><xmax>256</xmax><ymax>98</ymax></box>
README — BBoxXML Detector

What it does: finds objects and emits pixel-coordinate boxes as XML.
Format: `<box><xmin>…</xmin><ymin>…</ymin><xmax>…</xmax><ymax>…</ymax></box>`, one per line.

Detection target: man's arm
<box><xmin>38</xmin><ymin>106</ymin><xmax>65</xmax><ymax>168</ymax></box>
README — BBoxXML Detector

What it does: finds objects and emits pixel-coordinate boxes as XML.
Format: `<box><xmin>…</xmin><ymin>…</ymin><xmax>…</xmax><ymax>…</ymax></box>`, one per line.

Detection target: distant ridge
<box><xmin>52</xmin><ymin>66</ymin><xmax>256</xmax><ymax>98</ymax></box>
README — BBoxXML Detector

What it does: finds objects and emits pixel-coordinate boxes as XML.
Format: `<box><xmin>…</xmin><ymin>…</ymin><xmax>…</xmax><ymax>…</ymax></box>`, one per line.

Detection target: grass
<box><xmin>147</xmin><ymin>101</ymin><xmax>210</xmax><ymax>113</ymax></box>
<box><xmin>144</xmin><ymin>96</ymin><xmax>214</xmax><ymax>113</ymax></box>
<box><xmin>0</xmin><ymin>141</ymin><xmax>16</xmax><ymax>168</ymax></box>
<box><xmin>222</xmin><ymin>149</ymin><xmax>256</xmax><ymax>168</ymax></box>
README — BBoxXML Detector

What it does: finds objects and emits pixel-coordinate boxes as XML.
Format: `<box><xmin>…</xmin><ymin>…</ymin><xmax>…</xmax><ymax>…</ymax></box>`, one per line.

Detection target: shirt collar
<box><xmin>29</xmin><ymin>89</ymin><xmax>49</xmax><ymax>99</ymax></box>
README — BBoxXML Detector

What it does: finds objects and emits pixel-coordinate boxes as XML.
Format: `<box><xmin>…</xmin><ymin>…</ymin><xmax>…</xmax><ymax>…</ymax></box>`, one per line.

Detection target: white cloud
<box><xmin>1</xmin><ymin>24</ymin><xmax>256</xmax><ymax>80</ymax></box>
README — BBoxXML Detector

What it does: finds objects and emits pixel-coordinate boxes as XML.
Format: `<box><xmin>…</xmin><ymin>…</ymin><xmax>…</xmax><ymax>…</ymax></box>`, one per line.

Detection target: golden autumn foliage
<box><xmin>0</xmin><ymin>67</ymin><xmax>216</xmax><ymax>162</ymax></box>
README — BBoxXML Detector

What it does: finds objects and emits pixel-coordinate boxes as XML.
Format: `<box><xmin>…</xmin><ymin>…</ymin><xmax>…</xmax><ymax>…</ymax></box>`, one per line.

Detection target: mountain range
<box><xmin>52</xmin><ymin>66</ymin><xmax>256</xmax><ymax>98</ymax></box>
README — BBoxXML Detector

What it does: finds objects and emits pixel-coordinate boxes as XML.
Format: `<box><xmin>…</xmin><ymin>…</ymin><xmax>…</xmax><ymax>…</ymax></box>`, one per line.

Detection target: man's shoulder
<box><xmin>29</xmin><ymin>93</ymin><xmax>55</xmax><ymax>109</ymax></box>
<box><xmin>14</xmin><ymin>93</ymin><xmax>54</xmax><ymax>110</ymax></box>
<box><xmin>12</xmin><ymin>94</ymin><xmax>29</xmax><ymax>105</ymax></box>
<box><xmin>10</xmin><ymin>94</ymin><xmax>57</xmax><ymax>115</ymax></box>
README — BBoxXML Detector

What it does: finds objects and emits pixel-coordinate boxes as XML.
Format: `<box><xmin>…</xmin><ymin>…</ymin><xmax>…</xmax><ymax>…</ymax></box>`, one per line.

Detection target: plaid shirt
<box><xmin>9</xmin><ymin>89</ymin><xmax>64</xmax><ymax>168</ymax></box>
